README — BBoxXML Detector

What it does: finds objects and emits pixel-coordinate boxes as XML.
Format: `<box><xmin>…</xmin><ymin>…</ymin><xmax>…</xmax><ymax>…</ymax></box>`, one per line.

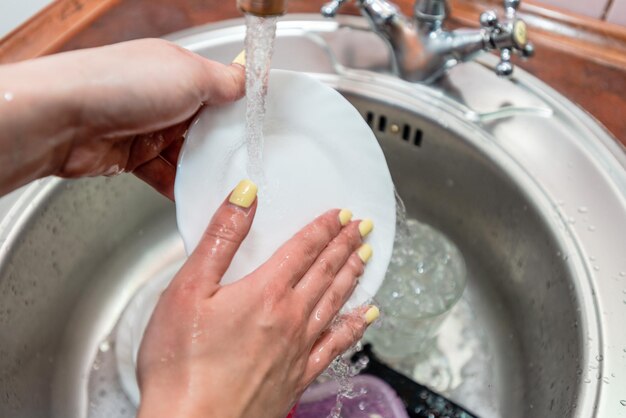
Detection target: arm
<box><xmin>0</xmin><ymin>39</ymin><xmax>245</xmax><ymax>198</ymax></box>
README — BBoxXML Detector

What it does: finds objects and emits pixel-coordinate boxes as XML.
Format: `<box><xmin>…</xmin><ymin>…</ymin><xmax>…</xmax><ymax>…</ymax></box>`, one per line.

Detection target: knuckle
<box><xmin>326</xmin><ymin>289</ymin><xmax>343</xmax><ymax>311</ymax></box>
<box><xmin>142</xmin><ymin>38</ymin><xmax>182</xmax><ymax>55</ymax></box>
<box><xmin>316</xmin><ymin>257</ymin><xmax>335</xmax><ymax>279</ymax></box>
<box><xmin>203</xmin><ymin>220</ymin><xmax>242</xmax><ymax>245</ymax></box>
<box><xmin>347</xmin><ymin>255</ymin><xmax>365</xmax><ymax>277</ymax></box>
<box><xmin>349</xmin><ymin>317</ymin><xmax>367</xmax><ymax>340</ymax></box>
<box><xmin>320</xmin><ymin>212</ymin><xmax>339</xmax><ymax>234</ymax></box>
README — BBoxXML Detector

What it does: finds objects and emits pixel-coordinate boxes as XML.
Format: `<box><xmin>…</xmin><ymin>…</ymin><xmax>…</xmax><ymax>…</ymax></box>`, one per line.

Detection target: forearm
<box><xmin>0</xmin><ymin>57</ymin><xmax>81</xmax><ymax>195</ymax></box>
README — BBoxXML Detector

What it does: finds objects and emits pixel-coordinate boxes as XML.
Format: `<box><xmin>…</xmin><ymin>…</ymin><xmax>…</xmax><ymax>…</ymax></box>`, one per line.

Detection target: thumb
<box><xmin>181</xmin><ymin>179</ymin><xmax>258</xmax><ymax>289</ymax></box>
<box><xmin>195</xmin><ymin>51</ymin><xmax>246</xmax><ymax>106</ymax></box>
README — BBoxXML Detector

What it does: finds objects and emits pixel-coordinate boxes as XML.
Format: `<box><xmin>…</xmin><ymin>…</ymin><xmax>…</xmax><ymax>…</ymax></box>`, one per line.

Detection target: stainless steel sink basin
<box><xmin>1</xmin><ymin>15</ymin><xmax>625</xmax><ymax>418</ymax></box>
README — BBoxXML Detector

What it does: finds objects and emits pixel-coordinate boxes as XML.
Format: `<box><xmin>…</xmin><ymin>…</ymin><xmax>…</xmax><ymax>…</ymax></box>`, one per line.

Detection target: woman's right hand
<box><xmin>136</xmin><ymin>179</ymin><xmax>379</xmax><ymax>418</ymax></box>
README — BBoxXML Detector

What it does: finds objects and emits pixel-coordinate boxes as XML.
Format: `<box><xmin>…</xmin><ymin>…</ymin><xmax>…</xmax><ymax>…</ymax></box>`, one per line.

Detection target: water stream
<box><xmin>244</xmin><ymin>15</ymin><xmax>277</xmax><ymax>184</ymax></box>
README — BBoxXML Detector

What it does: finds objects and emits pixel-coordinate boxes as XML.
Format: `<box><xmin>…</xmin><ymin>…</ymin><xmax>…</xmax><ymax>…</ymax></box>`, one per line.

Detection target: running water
<box><xmin>324</xmin><ymin>342</ymin><xmax>369</xmax><ymax>418</ymax></box>
<box><xmin>244</xmin><ymin>14</ymin><xmax>278</xmax><ymax>184</ymax></box>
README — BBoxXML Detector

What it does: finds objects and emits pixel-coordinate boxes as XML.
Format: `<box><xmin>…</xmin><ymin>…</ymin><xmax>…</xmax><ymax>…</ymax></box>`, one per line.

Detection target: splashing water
<box><xmin>366</xmin><ymin>193</ymin><xmax>467</xmax><ymax>360</ymax></box>
<box><xmin>244</xmin><ymin>15</ymin><xmax>277</xmax><ymax>185</ymax></box>
<box><xmin>323</xmin><ymin>342</ymin><xmax>369</xmax><ymax>418</ymax></box>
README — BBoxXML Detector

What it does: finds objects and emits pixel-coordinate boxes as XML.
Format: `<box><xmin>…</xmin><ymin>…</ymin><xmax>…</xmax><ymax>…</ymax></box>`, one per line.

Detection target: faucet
<box><xmin>238</xmin><ymin>0</ymin><xmax>287</xmax><ymax>16</ymax></box>
<box><xmin>321</xmin><ymin>0</ymin><xmax>534</xmax><ymax>83</ymax></box>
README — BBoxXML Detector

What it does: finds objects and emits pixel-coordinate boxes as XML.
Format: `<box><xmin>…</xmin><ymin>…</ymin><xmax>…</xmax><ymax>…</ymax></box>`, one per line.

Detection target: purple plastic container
<box><xmin>294</xmin><ymin>375</ymin><xmax>409</xmax><ymax>418</ymax></box>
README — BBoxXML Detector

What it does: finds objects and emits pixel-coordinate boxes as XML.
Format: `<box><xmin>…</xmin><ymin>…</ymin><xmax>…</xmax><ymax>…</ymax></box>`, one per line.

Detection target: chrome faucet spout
<box><xmin>321</xmin><ymin>0</ymin><xmax>533</xmax><ymax>82</ymax></box>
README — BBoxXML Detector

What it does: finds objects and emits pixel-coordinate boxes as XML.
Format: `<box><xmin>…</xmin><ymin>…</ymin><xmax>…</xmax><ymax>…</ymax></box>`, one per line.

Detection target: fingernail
<box><xmin>357</xmin><ymin>243</ymin><xmax>373</xmax><ymax>264</ymax></box>
<box><xmin>229</xmin><ymin>179</ymin><xmax>257</xmax><ymax>208</ymax></box>
<box><xmin>364</xmin><ymin>306</ymin><xmax>380</xmax><ymax>325</ymax></box>
<box><xmin>232</xmin><ymin>50</ymin><xmax>246</xmax><ymax>66</ymax></box>
<box><xmin>358</xmin><ymin>219</ymin><xmax>374</xmax><ymax>237</ymax></box>
<box><xmin>338</xmin><ymin>209</ymin><xmax>353</xmax><ymax>226</ymax></box>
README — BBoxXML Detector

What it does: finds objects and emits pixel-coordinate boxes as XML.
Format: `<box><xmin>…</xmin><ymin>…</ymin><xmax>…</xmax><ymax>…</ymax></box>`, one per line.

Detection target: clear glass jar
<box><xmin>365</xmin><ymin>218</ymin><xmax>466</xmax><ymax>361</ymax></box>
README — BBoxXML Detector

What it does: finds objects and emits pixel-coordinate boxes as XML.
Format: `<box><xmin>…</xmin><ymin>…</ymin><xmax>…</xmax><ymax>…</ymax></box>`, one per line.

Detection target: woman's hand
<box><xmin>136</xmin><ymin>179</ymin><xmax>379</xmax><ymax>418</ymax></box>
<box><xmin>0</xmin><ymin>39</ymin><xmax>245</xmax><ymax>198</ymax></box>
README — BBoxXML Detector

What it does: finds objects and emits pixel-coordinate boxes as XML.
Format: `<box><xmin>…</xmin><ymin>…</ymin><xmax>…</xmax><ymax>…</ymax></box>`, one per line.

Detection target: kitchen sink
<box><xmin>0</xmin><ymin>15</ymin><xmax>625</xmax><ymax>418</ymax></box>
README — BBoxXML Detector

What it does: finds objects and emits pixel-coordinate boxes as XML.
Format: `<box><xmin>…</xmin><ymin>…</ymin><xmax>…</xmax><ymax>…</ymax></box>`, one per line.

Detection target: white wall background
<box><xmin>0</xmin><ymin>0</ymin><xmax>54</xmax><ymax>38</ymax></box>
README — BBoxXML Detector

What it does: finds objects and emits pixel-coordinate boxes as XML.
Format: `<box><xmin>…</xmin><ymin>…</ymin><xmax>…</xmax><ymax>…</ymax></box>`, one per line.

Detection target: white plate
<box><xmin>175</xmin><ymin>69</ymin><xmax>396</xmax><ymax>307</ymax></box>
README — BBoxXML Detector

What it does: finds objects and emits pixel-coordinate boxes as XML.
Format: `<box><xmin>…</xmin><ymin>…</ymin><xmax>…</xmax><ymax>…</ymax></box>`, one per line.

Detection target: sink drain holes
<box><xmin>402</xmin><ymin>123</ymin><xmax>411</xmax><ymax>141</ymax></box>
<box><xmin>378</xmin><ymin>114</ymin><xmax>387</xmax><ymax>132</ymax></box>
<box><xmin>364</xmin><ymin>111</ymin><xmax>423</xmax><ymax>148</ymax></box>
<box><xmin>413</xmin><ymin>129</ymin><xmax>423</xmax><ymax>147</ymax></box>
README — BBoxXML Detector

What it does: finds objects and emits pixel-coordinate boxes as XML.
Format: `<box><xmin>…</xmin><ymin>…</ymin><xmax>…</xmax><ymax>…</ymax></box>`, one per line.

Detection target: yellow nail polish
<box><xmin>229</xmin><ymin>179</ymin><xmax>257</xmax><ymax>208</ymax></box>
<box><xmin>358</xmin><ymin>219</ymin><xmax>374</xmax><ymax>237</ymax></box>
<box><xmin>357</xmin><ymin>244</ymin><xmax>373</xmax><ymax>264</ymax></box>
<box><xmin>232</xmin><ymin>50</ymin><xmax>246</xmax><ymax>66</ymax></box>
<box><xmin>364</xmin><ymin>306</ymin><xmax>380</xmax><ymax>325</ymax></box>
<box><xmin>338</xmin><ymin>209</ymin><xmax>353</xmax><ymax>226</ymax></box>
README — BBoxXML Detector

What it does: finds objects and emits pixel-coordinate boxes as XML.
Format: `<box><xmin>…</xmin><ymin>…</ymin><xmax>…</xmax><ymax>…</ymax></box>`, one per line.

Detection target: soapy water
<box><xmin>244</xmin><ymin>14</ymin><xmax>277</xmax><ymax>187</ymax></box>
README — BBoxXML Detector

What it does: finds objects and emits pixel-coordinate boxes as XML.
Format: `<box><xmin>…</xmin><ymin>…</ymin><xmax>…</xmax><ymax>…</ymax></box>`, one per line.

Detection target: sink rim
<box><xmin>0</xmin><ymin>14</ymin><xmax>624</xmax><ymax>418</ymax></box>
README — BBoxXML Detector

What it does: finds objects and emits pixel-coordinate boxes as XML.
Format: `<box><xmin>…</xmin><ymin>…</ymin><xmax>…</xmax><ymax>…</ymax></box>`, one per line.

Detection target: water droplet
<box><xmin>587</xmin><ymin>225</ymin><xmax>596</xmax><ymax>232</ymax></box>
<box><xmin>4</xmin><ymin>92</ymin><xmax>14</xmax><ymax>102</ymax></box>
<box><xmin>446</xmin><ymin>179</ymin><xmax>454</xmax><ymax>187</ymax></box>
<box><xmin>584</xmin><ymin>378</ymin><xmax>591</xmax><ymax>383</ymax></box>
<box><xmin>578</xmin><ymin>206</ymin><xmax>588</xmax><ymax>213</ymax></box>
<box><xmin>589</xmin><ymin>256</ymin><xmax>596</xmax><ymax>261</ymax></box>
<box><xmin>567</xmin><ymin>217</ymin><xmax>576</xmax><ymax>225</ymax></box>
<box><xmin>620</xmin><ymin>272</ymin><xmax>626</xmax><ymax>277</ymax></box>
<box><xmin>621</xmin><ymin>400</ymin><xmax>626</xmax><ymax>406</ymax></box>
<box><xmin>98</xmin><ymin>341</ymin><xmax>110</xmax><ymax>352</ymax></box>
<box><xmin>596</xmin><ymin>354</ymin><xmax>603</xmax><ymax>361</ymax></box>
<box><xmin>593</xmin><ymin>266</ymin><xmax>600</xmax><ymax>272</ymax></box>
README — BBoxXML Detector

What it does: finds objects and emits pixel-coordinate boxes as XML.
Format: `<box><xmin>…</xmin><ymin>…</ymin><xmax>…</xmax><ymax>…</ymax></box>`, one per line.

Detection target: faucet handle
<box><xmin>495</xmin><ymin>48</ymin><xmax>514</xmax><ymax>76</ymax></box>
<box><xmin>503</xmin><ymin>0</ymin><xmax>520</xmax><ymax>19</ymax></box>
<box><xmin>479</xmin><ymin>0</ymin><xmax>533</xmax><ymax>77</ymax></box>
<box><xmin>321</xmin><ymin>0</ymin><xmax>350</xmax><ymax>17</ymax></box>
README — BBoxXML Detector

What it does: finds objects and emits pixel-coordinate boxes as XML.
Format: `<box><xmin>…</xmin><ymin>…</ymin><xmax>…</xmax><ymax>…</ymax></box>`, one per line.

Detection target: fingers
<box><xmin>177</xmin><ymin>179</ymin><xmax>258</xmax><ymax>291</ymax></box>
<box><xmin>302</xmin><ymin>306</ymin><xmax>379</xmax><ymax>386</ymax></box>
<box><xmin>305</xmin><ymin>250</ymin><xmax>368</xmax><ymax>338</ymax></box>
<box><xmin>194</xmin><ymin>58</ymin><xmax>246</xmax><ymax>106</ymax></box>
<box><xmin>295</xmin><ymin>218</ymin><xmax>368</xmax><ymax>312</ymax></box>
<box><xmin>127</xmin><ymin>122</ymin><xmax>188</xmax><ymax>170</ymax></box>
<box><xmin>257</xmin><ymin>209</ymin><xmax>347</xmax><ymax>289</ymax></box>
<box><xmin>131</xmin><ymin>122</ymin><xmax>188</xmax><ymax>200</ymax></box>
<box><xmin>161</xmin><ymin>137</ymin><xmax>184</xmax><ymax>167</ymax></box>
<box><xmin>133</xmin><ymin>156</ymin><xmax>176</xmax><ymax>200</ymax></box>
